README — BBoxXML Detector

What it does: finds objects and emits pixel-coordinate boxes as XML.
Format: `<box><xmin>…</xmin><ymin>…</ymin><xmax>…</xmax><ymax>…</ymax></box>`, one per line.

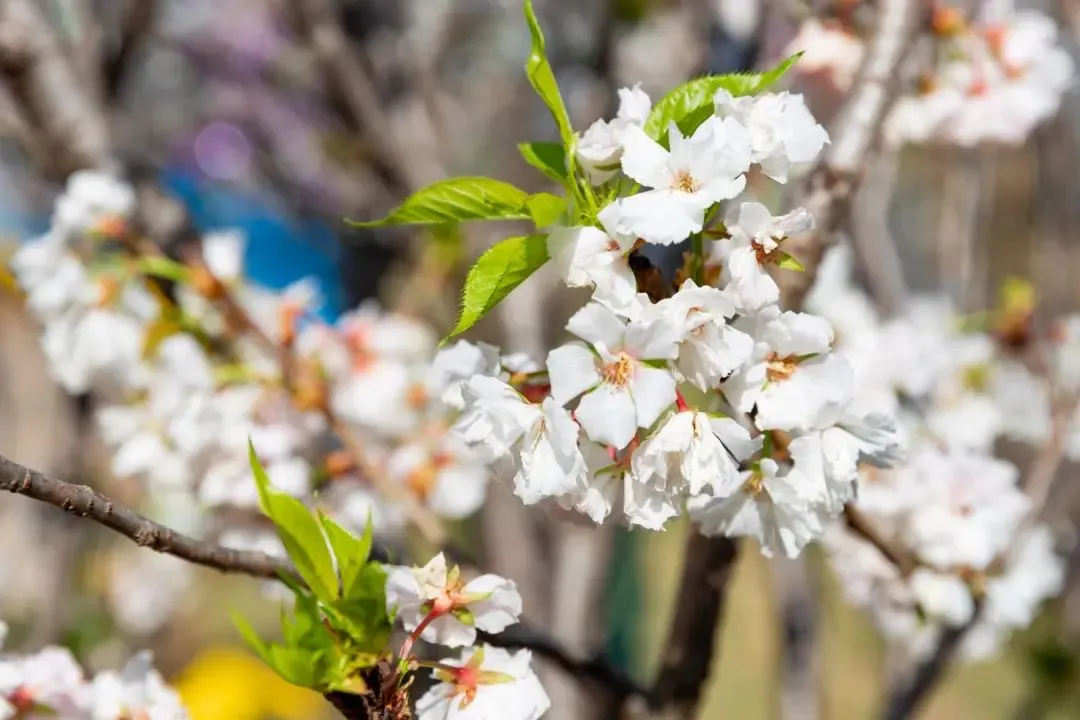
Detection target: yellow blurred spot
<box><xmin>172</xmin><ymin>646</ymin><xmax>325</xmax><ymax>720</ymax></box>
<box><xmin>1000</xmin><ymin>276</ymin><xmax>1036</xmax><ymax>316</ymax></box>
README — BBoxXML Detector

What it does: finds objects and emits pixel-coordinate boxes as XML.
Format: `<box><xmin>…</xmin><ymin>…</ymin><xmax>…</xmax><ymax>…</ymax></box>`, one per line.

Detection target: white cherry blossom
<box><xmin>547</xmin><ymin>301</ymin><xmax>680</xmax><ymax>448</ymax></box>
<box><xmin>691</xmin><ymin>459</ymin><xmax>824</xmax><ymax>558</ymax></box>
<box><xmin>723</xmin><ymin>307</ymin><xmax>853</xmax><ymax>432</ymax></box>
<box><xmin>720</xmin><ymin>202</ymin><xmax>814</xmax><ymax>313</ymax></box>
<box><xmin>713</xmin><ymin>90</ymin><xmax>829</xmax><ymax>182</ymax></box>
<box><xmin>415</xmin><ymin>645</ymin><xmax>549</xmax><ymax>720</ymax></box>
<box><xmin>655</xmin><ymin>280</ymin><xmax>753</xmax><ymax>389</ymax></box>
<box><xmin>618</xmin><ymin>117</ymin><xmax>751</xmax><ymax>245</ymax></box>
<box><xmin>576</xmin><ymin>84</ymin><xmax>653</xmax><ymax>184</ymax></box>
<box><xmin>385</xmin><ymin>553</ymin><xmax>522</xmax><ymax>648</ymax></box>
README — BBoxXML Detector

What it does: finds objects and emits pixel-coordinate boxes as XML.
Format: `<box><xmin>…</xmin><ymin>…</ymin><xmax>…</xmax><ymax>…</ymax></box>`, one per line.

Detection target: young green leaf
<box><xmin>136</xmin><ymin>255</ymin><xmax>191</xmax><ymax>282</ymax></box>
<box><xmin>232</xmin><ymin>611</ymin><xmax>273</xmax><ymax>665</ymax></box>
<box><xmin>523</xmin><ymin>0</ymin><xmax>575</xmax><ymax>149</ymax></box>
<box><xmin>518</xmin><ymin>141</ymin><xmax>568</xmax><ymax>183</ymax></box>
<box><xmin>249</xmin><ymin>442</ymin><xmax>339</xmax><ymax>603</ymax></box>
<box><xmin>317</xmin><ymin>510</ymin><xmax>373</xmax><ymax>598</ymax></box>
<box><xmin>281</xmin><ymin>593</ymin><xmax>335</xmax><ymax>653</ymax></box>
<box><xmin>267</xmin><ymin>645</ymin><xmax>324</xmax><ymax>688</ymax></box>
<box><xmin>643</xmin><ymin>53</ymin><xmax>804</xmax><ymax>146</ymax></box>
<box><xmin>527</xmin><ymin>192</ymin><xmax>566</xmax><ymax>228</ymax></box>
<box><xmin>446</xmin><ymin>234</ymin><xmax>549</xmax><ymax>341</ymax></box>
<box><xmin>347</xmin><ymin>177</ymin><xmax>531</xmax><ymax>227</ymax></box>
<box><xmin>330</xmin><ymin>565</ymin><xmax>393</xmax><ymax>651</ymax></box>
<box><xmin>776</xmin><ymin>252</ymin><xmax>805</xmax><ymax>271</ymax></box>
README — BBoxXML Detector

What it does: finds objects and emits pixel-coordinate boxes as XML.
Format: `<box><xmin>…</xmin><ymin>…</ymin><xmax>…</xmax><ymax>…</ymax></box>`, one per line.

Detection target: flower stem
<box><xmin>397</xmin><ymin>607</ymin><xmax>443</xmax><ymax>663</ymax></box>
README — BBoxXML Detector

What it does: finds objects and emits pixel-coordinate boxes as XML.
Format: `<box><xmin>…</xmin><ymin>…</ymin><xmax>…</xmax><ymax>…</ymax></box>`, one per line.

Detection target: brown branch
<box><xmin>843</xmin><ymin>505</ymin><xmax>919</xmax><ymax>577</ymax></box>
<box><xmin>104</xmin><ymin>0</ymin><xmax>159</xmax><ymax>101</ymax></box>
<box><xmin>0</xmin><ymin>452</ymin><xmax>646</xmax><ymax>703</ymax></box>
<box><xmin>775</xmin><ymin>0</ymin><xmax>925</xmax><ymax>311</ymax></box>
<box><xmin>282</xmin><ymin>0</ymin><xmax>414</xmax><ymax>197</ymax></box>
<box><xmin>881</xmin><ymin>599</ymin><xmax>985</xmax><ymax>720</ymax></box>
<box><xmin>0</xmin><ymin>453</ymin><xmax>292</xmax><ymax>581</ymax></box>
<box><xmin>646</xmin><ymin>534</ymin><xmax>740</xmax><ymax>718</ymax></box>
<box><xmin>0</xmin><ymin>0</ymin><xmax>113</xmax><ymax>176</ymax></box>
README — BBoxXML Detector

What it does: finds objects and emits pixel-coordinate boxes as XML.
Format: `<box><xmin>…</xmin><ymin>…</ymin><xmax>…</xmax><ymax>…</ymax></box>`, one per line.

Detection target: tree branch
<box><xmin>646</xmin><ymin>534</ymin><xmax>740</xmax><ymax>718</ymax></box>
<box><xmin>0</xmin><ymin>453</ymin><xmax>291</xmax><ymax>581</ymax></box>
<box><xmin>0</xmin><ymin>0</ymin><xmax>113</xmax><ymax>176</ymax></box>
<box><xmin>281</xmin><ymin>0</ymin><xmax>415</xmax><ymax>197</ymax></box>
<box><xmin>881</xmin><ymin>600</ymin><xmax>985</xmax><ymax>720</ymax></box>
<box><xmin>104</xmin><ymin>0</ymin><xmax>158</xmax><ymax>101</ymax></box>
<box><xmin>776</xmin><ymin>0</ymin><xmax>924</xmax><ymax>310</ymax></box>
<box><xmin>843</xmin><ymin>505</ymin><xmax>919</xmax><ymax>577</ymax></box>
<box><xmin>0</xmin><ymin>451</ymin><xmax>645</xmax><ymax>701</ymax></box>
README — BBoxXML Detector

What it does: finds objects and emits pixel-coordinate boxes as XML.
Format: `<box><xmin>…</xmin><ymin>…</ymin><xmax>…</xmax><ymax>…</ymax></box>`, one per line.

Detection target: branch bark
<box><xmin>0</xmin><ymin>453</ymin><xmax>291</xmax><ymax>581</ymax></box>
<box><xmin>0</xmin><ymin>0</ymin><xmax>113</xmax><ymax>175</ymax></box>
<box><xmin>0</xmin><ymin>451</ymin><xmax>647</xmax><ymax>701</ymax></box>
<box><xmin>646</xmin><ymin>534</ymin><xmax>740</xmax><ymax>719</ymax></box>
<box><xmin>776</xmin><ymin>0</ymin><xmax>924</xmax><ymax>310</ymax></box>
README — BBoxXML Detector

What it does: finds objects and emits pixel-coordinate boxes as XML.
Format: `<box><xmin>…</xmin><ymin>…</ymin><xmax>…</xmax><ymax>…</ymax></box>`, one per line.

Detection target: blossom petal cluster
<box><xmin>0</xmin><ymin>621</ymin><xmax>187</xmax><ymax>719</ymax></box>
<box><xmin>807</xmin><ymin>244</ymin><xmax>1066</xmax><ymax>662</ymax></box>
<box><xmin>9</xmin><ymin>170</ymin><xmax>511</xmax><ymax>626</ymax></box>
<box><xmin>784</xmin><ymin>3</ymin><xmax>1074</xmax><ymax>147</ymax></box>
<box><xmin>447</xmin><ymin>82</ymin><xmax>904</xmax><ymax>559</ymax></box>
<box><xmin>385</xmin><ymin>554</ymin><xmax>549</xmax><ymax>719</ymax></box>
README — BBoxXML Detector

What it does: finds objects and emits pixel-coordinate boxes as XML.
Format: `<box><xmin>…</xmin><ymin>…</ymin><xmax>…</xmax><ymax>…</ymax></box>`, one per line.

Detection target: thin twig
<box><xmin>775</xmin><ymin>0</ymin><xmax>925</xmax><ymax>310</ymax></box>
<box><xmin>104</xmin><ymin>0</ymin><xmax>158</xmax><ymax>101</ymax></box>
<box><xmin>0</xmin><ymin>452</ymin><xmax>642</xmax><ymax>699</ymax></box>
<box><xmin>282</xmin><ymin>0</ymin><xmax>414</xmax><ymax>196</ymax></box>
<box><xmin>0</xmin><ymin>0</ymin><xmax>114</xmax><ymax>176</ymax></box>
<box><xmin>843</xmin><ymin>505</ymin><xmax>919</xmax><ymax>577</ymax></box>
<box><xmin>0</xmin><ymin>453</ymin><xmax>293</xmax><ymax>581</ymax></box>
<box><xmin>881</xmin><ymin>599</ymin><xmax>985</xmax><ymax>720</ymax></box>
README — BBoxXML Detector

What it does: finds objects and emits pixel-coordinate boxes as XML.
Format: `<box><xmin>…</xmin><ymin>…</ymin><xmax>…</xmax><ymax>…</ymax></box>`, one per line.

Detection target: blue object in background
<box><xmin>160</xmin><ymin>169</ymin><xmax>347</xmax><ymax>323</ymax></box>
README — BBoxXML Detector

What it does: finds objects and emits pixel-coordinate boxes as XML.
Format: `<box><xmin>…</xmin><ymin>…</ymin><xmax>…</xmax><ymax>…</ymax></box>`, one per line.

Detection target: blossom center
<box><xmin>601</xmin><ymin>353</ymin><xmax>635</xmax><ymax>388</ymax></box>
<box><xmin>741</xmin><ymin>470</ymin><xmax>765</xmax><ymax>496</ymax></box>
<box><xmin>406</xmin><ymin>383</ymin><xmax>429</xmax><ymax>410</ymax></box>
<box><xmin>7</xmin><ymin>687</ymin><xmax>35</xmax><ymax>712</ymax></box>
<box><xmin>671</xmin><ymin>169</ymin><xmax>701</xmax><ymax>194</ymax></box>
<box><xmin>752</xmin><ymin>236</ymin><xmax>783</xmax><ymax>265</ymax></box>
<box><xmin>765</xmin><ymin>352</ymin><xmax>798</xmax><ymax>382</ymax></box>
<box><xmin>407</xmin><ymin>452</ymin><xmax>454</xmax><ymax>500</ymax></box>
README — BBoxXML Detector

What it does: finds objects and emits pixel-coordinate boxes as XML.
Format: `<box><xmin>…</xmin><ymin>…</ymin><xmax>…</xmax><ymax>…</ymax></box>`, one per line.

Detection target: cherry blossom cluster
<box><xmin>784</xmin><ymin>1</ymin><xmax>1074</xmax><ymax>146</ymax></box>
<box><xmin>806</xmin><ymin>245</ymin><xmax>1067</xmax><ymax>661</ymax></box>
<box><xmin>9</xmin><ymin>170</ymin><xmax>499</xmax><ymax>620</ymax></box>
<box><xmin>0</xmin><ymin>620</ymin><xmax>187</xmax><ymax>719</ymax></box>
<box><xmin>442</xmin><ymin>80</ymin><xmax>904</xmax><ymax>558</ymax></box>
<box><xmin>385</xmin><ymin>553</ymin><xmax>549</xmax><ymax>720</ymax></box>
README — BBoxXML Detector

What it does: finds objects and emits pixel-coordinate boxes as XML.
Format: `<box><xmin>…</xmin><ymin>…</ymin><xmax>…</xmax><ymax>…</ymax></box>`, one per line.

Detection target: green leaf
<box><xmin>281</xmin><ymin>593</ymin><xmax>333</xmax><ymax>652</ymax></box>
<box><xmin>527</xmin><ymin>193</ymin><xmax>566</xmax><ymax>228</ymax></box>
<box><xmin>136</xmin><ymin>255</ymin><xmax>191</xmax><ymax>282</ymax></box>
<box><xmin>249</xmin><ymin>442</ymin><xmax>339</xmax><ymax>603</ymax></box>
<box><xmin>643</xmin><ymin>53</ymin><xmax>804</xmax><ymax>146</ymax></box>
<box><xmin>330</xmin><ymin>564</ymin><xmax>393</xmax><ymax>652</ymax></box>
<box><xmin>232</xmin><ymin>611</ymin><xmax>273</xmax><ymax>665</ymax></box>
<box><xmin>268</xmin><ymin>645</ymin><xmax>324</xmax><ymax>688</ymax></box>
<box><xmin>446</xmin><ymin>234</ymin><xmax>549</xmax><ymax>341</ymax></box>
<box><xmin>776</xmin><ymin>252</ymin><xmax>805</xmax><ymax>271</ymax></box>
<box><xmin>347</xmin><ymin>177</ymin><xmax>531</xmax><ymax>227</ymax></box>
<box><xmin>518</xmin><ymin>141</ymin><xmax>568</xmax><ymax>183</ymax></box>
<box><xmin>523</xmin><ymin>0</ymin><xmax>575</xmax><ymax>149</ymax></box>
<box><xmin>317</xmin><ymin>510</ymin><xmax>373</xmax><ymax>599</ymax></box>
